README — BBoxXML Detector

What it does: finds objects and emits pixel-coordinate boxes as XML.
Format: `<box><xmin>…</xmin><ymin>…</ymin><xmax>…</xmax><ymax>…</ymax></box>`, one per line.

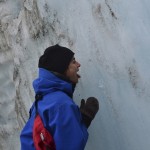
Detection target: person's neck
<box><xmin>51</xmin><ymin>71</ymin><xmax>76</xmax><ymax>97</ymax></box>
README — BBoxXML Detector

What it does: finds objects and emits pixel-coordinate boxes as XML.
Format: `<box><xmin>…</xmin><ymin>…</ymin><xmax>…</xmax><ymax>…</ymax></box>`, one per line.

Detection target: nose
<box><xmin>76</xmin><ymin>61</ymin><xmax>81</xmax><ymax>67</ymax></box>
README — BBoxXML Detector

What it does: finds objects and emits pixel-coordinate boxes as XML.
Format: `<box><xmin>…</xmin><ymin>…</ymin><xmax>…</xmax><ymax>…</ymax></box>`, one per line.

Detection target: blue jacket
<box><xmin>20</xmin><ymin>68</ymin><xmax>88</xmax><ymax>150</ymax></box>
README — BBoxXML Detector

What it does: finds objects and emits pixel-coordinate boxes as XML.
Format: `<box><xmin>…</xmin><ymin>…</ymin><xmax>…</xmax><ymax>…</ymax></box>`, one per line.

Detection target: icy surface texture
<box><xmin>0</xmin><ymin>0</ymin><xmax>150</xmax><ymax>149</ymax></box>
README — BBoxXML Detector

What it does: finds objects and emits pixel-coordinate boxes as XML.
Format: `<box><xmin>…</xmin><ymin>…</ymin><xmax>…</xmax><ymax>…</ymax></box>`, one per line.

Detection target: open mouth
<box><xmin>76</xmin><ymin>69</ymin><xmax>81</xmax><ymax>78</ymax></box>
<box><xmin>77</xmin><ymin>71</ymin><xmax>81</xmax><ymax>78</ymax></box>
<box><xmin>77</xmin><ymin>74</ymin><xmax>80</xmax><ymax>78</ymax></box>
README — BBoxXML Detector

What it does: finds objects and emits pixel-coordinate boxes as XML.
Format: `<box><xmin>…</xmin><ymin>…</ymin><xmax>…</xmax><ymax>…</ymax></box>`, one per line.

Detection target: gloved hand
<box><xmin>80</xmin><ymin>97</ymin><xmax>99</xmax><ymax>128</ymax></box>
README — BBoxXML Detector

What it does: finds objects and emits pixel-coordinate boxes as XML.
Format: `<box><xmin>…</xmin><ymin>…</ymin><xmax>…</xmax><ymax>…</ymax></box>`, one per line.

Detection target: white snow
<box><xmin>0</xmin><ymin>0</ymin><xmax>150</xmax><ymax>149</ymax></box>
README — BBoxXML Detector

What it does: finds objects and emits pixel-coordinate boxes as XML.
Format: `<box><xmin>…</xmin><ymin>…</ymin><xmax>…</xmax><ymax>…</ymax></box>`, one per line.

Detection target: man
<box><xmin>20</xmin><ymin>44</ymin><xmax>99</xmax><ymax>150</ymax></box>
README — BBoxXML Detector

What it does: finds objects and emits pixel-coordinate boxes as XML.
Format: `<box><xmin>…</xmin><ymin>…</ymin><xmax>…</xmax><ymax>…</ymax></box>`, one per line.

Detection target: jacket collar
<box><xmin>33</xmin><ymin>68</ymin><xmax>73</xmax><ymax>97</ymax></box>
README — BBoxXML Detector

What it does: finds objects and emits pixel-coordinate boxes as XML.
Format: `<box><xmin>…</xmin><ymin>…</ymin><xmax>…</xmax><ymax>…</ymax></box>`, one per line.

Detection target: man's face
<box><xmin>65</xmin><ymin>57</ymin><xmax>81</xmax><ymax>84</ymax></box>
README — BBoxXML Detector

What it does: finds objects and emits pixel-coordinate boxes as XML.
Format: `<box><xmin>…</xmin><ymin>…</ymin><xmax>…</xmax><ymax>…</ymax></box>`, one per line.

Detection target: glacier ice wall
<box><xmin>0</xmin><ymin>0</ymin><xmax>150</xmax><ymax>150</ymax></box>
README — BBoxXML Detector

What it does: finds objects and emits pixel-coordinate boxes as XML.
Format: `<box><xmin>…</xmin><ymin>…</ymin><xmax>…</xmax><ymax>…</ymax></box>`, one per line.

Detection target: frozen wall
<box><xmin>0</xmin><ymin>0</ymin><xmax>150</xmax><ymax>150</ymax></box>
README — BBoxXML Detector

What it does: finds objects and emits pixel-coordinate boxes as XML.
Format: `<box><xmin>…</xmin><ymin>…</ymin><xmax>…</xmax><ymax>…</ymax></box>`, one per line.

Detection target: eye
<box><xmin>73</xmin><ymin>60</ymin><xmax>76</xmax><ymax>64</ymax></box>
<box><xmin>72</xmin><ymin>58</ymin><xmax>76</xmax><ymax>64</ymax></box>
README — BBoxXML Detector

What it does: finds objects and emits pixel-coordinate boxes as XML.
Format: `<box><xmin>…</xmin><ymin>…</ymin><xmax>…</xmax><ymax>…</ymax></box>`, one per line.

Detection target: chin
<box><xmin>71</xmin><ymin>79</ymin><xmax>78</xmax><ymax>84</ymax></box>
<box><xmin>70</xmin><ymin>76</ymin><xmax>79</xmax><ymax>84</ymax></box>
<box><xmin>75</xmin><ymin>79</ymin><xmax>79</xmax><ymax>84</ymax></box>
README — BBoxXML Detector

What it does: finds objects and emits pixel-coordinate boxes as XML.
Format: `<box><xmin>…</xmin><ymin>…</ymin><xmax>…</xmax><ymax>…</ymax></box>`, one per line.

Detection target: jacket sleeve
<box><xmin>48</xmin><ymin>102</ymin><xmax>89</xmax><ymax>150</ymax></box>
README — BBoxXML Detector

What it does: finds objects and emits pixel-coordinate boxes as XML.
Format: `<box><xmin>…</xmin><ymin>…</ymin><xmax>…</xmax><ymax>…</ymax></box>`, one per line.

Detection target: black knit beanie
<box><xmin>38</xmin><ymin>44</ymin><xmax>74</xmax><ymax>74</ymax></box>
